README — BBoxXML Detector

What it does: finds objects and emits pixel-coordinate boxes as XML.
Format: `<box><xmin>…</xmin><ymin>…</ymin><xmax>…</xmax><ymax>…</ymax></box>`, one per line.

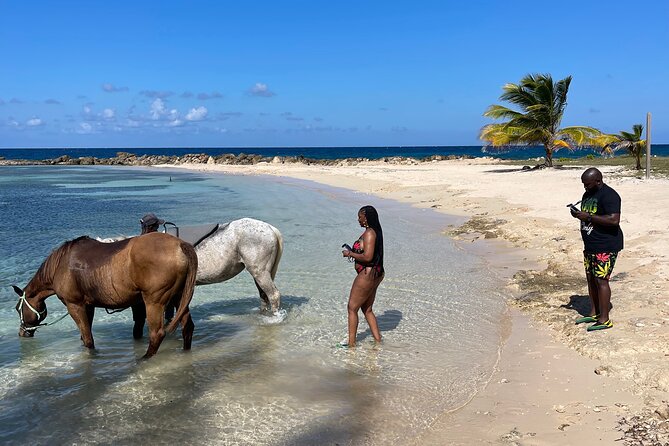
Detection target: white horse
<box><xmin>117</xmin><ymin>218</ymin><xmax>283</xmax><ymax>338</ymax></box>
<box><xmin>194</xmin><ymin>218</ymin><xmax>283</xmax><ymax>311</ymax></box>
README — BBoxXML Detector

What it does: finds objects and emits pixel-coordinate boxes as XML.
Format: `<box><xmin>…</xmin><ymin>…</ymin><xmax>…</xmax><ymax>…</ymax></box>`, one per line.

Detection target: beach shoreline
<box><xmin>158</xmin><ymin>158</ymin><xmax>669</xmax><ymax>444</ymax></box>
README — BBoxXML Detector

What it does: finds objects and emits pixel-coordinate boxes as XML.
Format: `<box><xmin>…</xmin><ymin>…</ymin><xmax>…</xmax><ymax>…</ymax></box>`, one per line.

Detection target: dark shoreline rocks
<box><xmin>0</xmin><ymin>151</ymin><xmax>476</xmax><ymax>167</ymax></box>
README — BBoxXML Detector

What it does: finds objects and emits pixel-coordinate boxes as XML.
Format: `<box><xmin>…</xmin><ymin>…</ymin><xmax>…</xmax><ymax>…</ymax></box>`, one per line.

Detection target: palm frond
<box><xmin>479</xmin><ymin>124</ymin><xmax>511</xmax><ymax>146</ymax></box>
<box><xmin>518</xmin><ymin>128</ymin><xmax>550</xmax><ymax>144</ymax></box>
<box><xmin>483</xmin><ymin>105</ymin><xmax>523</xmax><ymax>120</ymax></box>
<box><xmin>590</xmin><ymin>133</ymin><xmax>619</xmax><ymax>150</ymax></box>
<box><xmin>500</xmin><ymin>86</ymin><xmax>538</xmax><ymax>110</ymax></box>
<box><xmin>603</xmin><ymin>124</ymin><xmax>646</xmax><ymax>156</ymax></box>
<box><xmin>552</xmin><ymin>139</ymin><xmax>571</xmax><ymax>149</ymax></box>
<box><xmin>480</xmin><ymin>124</ymin><xmax>530</xmax><ymax>146</ymax></box>
<box><xmin>554</xmin><ymin>76</ymin><xmax>572</xmax><ymax>108</ymax></box>
<box><xmin>559</xmin><ymin>126</ymin><xmax>605</xmax><ymax>146</ymax></box>
<box><xmin>482</xmin><ymin>73</ymin><xmax>576</xmax><ymax>166</ymax></box>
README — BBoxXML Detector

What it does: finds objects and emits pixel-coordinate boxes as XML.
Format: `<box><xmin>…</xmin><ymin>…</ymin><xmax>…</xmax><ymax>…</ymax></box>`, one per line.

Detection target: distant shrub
<box><xmin>557</xmin><ymin>157</ymin><xmax>569</xmax><ymax>162</ymax></box>
<box><xmin>586</xmin><ymin>154</ymin><xmax>595</xmax><ymax>160</ymax></box>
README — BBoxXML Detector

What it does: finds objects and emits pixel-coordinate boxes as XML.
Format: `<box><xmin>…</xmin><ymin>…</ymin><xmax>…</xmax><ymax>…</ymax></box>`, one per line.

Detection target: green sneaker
<box><xmin>336</xmin><ymin>338</ymin><xmax>350</xmax><ymax>349</ymax></box>
<box><xmin>587</xmin><ymin>320</ymin><xmax>613</xmax><ymax>332</ymax></box>
<box><xmin>575</xmin><ymin>315</ymin><xmax>598</xmax><ymax>325</ymax></box>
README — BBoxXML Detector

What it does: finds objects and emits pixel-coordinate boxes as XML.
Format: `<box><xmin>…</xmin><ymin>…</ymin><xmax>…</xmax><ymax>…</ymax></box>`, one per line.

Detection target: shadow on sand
<box><xmin>561</xmin><ymin>294</ymin><xmax>613</xmax><ymax>317</ymax></box>
<box><xmin>358</xmin><ymin>309</ymin><xmax>403</xmax><ymax>342</ymax></box>
<box><xmin>190</xmin><ymin>294</ymin><xmax>309</xmax><ymax>318</ymax></box>
<box><xmin>484</xmin><ymin>164</ymin><xmax>583</xmax><ymax>174</ymax></box>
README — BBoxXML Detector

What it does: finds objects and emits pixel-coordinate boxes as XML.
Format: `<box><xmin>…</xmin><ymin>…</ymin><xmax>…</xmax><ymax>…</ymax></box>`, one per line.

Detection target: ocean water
<box><xmin>0</xmin><ymin>166</ymin><xmax>508</xmax><ymax>445</ymax></box>
<box><xmin>3</xmin><ymin>143</ymin><xmax>667</xmax><ymax>161</ymax></box>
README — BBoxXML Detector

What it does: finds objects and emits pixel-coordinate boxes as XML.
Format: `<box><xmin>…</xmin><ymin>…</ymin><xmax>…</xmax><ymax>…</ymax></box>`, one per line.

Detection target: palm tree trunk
<box><xmin>636</xmin><ymin>153</ymin><xmax>642</xmax><ymax>170</ymax></box>
<box><xmin>543</xmin><ymin>144</ymin><xmax>554</xmax><ymax>167</ymax></box>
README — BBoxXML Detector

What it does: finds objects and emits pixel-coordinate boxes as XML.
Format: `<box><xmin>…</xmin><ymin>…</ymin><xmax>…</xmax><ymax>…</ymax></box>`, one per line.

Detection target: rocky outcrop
<box><xmin>0</xmin><ymin>151</ymin><xmax>474</xmax><ymax>167</ymax></box>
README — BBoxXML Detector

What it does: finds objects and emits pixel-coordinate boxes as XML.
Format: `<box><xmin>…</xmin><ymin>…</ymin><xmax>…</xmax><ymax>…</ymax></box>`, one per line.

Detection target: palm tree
<box><xmin>480</xmin><ymin>74</ymin><xmax>603</xmax><ymax>167</ymax></box>
<box><xmin>602</xmin><ymin>124</ymin><xmax>646</xmax><ymax>170</ymax></box>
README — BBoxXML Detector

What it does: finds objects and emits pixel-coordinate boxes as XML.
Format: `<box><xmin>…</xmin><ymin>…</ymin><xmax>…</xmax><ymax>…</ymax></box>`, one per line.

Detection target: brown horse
<box><xmin>12</xmin><ymin>232</ymin><xmax>198</xmax><ymax>358</ymax></box>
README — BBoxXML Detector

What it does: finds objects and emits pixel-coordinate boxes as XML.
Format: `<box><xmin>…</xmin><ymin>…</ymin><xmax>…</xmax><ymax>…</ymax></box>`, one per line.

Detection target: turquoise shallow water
<box><xmin>0</xmin><ymin>165</ymin><xmax>508</xmax><ymax>445</ymax></box>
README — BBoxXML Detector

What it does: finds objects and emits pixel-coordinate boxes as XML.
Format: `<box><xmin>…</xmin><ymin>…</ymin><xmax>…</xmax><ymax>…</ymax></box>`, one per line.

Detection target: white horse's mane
<box><xmin>96</xmin><ymin>235</ymin><xmax>132</xmax><ymax>243</ymax></box>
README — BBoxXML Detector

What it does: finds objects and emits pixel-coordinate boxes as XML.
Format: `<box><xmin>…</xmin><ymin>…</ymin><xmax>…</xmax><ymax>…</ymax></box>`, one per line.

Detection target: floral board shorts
<box><xmin>583</xmin><ymin>252</ymin><xmax>619</xmax><ymax>280</ymax></box>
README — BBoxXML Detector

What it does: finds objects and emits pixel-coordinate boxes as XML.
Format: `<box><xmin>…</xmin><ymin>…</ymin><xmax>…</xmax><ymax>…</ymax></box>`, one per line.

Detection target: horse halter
<box><xmin>16</xmin><ymin>292</ymin><xmax>47</xmax><ymax>332</ymax></box>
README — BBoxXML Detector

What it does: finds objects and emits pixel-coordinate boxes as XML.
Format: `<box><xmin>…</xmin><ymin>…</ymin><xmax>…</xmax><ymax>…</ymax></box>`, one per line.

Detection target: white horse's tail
<box><xmin>269</xmin><ymin>224</ymin><xmax>283</xmax><ymax>280</ymax></box>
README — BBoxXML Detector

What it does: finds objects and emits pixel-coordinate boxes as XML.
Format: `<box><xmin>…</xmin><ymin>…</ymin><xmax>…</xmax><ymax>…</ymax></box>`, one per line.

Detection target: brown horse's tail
<box><xmin>166</xmin><ymin>242</ymin><xmax>198</xmax><ymax>333</ymax></box>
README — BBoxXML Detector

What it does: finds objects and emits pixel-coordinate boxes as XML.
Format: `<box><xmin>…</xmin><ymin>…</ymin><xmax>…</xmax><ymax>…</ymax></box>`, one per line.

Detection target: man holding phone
<box><xmin>570</xmin><ymin>168</ymin><xmax>624</xmax><ymax>331</ymax></box>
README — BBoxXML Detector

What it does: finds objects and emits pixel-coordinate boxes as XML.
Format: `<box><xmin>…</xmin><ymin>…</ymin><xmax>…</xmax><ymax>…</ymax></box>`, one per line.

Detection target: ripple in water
<box><xmin>0</xmin><ymin>166</ymin><xmax>508</xmax><ymax>445</ymax></box>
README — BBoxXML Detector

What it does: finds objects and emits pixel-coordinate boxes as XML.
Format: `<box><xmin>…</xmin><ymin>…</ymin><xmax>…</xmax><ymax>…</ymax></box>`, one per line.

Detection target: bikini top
<box><xmin>351</xmin><ymin>231</ymin><xmax>384</xmax><ymax>274</ymax></box>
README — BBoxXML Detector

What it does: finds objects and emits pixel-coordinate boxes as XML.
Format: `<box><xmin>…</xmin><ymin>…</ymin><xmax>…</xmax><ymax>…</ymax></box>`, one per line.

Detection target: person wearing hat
<box><xmin>140</xmin><ymin>213</ymin><xmax>165</xmax><ymax>235</ymax></box>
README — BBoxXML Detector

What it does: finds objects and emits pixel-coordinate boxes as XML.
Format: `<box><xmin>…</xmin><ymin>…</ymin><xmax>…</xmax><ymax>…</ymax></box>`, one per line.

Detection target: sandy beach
<box><xmin>160</xmin><ymin>158</ymin><xmax>669</xmax><ymax>444</ymax></box>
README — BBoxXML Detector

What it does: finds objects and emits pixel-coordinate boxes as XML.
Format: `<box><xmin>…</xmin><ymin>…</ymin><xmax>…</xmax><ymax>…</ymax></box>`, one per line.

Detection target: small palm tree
<box><xmin>602</xmin><ymin>124</ymin><xmax>646</xmax><ymax>170</ymax></box>
<box><xmin>480</xmin><ymin>74</ymin><xmax>603</xmax><ymax>167</ymax></box>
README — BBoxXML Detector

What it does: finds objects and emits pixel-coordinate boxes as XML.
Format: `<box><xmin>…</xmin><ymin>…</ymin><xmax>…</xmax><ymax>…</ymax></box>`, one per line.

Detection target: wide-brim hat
<box><xmin>140</xmin><ymin>213</ymin><xmax>165</xmax><ymax>226</ymax></box>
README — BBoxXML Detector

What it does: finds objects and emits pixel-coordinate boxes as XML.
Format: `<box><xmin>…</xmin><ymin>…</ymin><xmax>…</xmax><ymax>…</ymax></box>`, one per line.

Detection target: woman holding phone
<box><xmin>340</xmin><ymin>205</ymin><xmax>385</xmax><ymax>348</ymax></box>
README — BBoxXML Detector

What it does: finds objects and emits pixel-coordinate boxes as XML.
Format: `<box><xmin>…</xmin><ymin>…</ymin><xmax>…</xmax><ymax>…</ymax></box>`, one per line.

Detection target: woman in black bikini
<box><xmin>341</xmin><ymin>205</ymin><xmax>384</xmax><ymax>347</ymax></box>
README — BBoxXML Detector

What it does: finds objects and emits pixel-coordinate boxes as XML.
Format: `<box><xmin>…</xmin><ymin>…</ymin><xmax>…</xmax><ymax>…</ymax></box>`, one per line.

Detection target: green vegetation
<box><xmin>480</xmin><ymin>74</ymin><xmax>603</xmax><ymax>167</ymax></box>
<box><xmin>600</xmin><ymin>124</ymin><xmax>647</xmax><ymax>170</ymax></box>
<box><xmin>502</xmin><ymin>155</ymin><xmax>669</xmax><ymax>177</ymax></box>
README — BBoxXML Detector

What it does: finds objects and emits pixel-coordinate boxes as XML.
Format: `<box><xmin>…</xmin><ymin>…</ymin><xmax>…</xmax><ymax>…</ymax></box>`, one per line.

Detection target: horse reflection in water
<box><xmin>130</xmin><ymin>218</ymin><xmax>284</xmax><ymax>338</ymax></box>
<box><xmin>13</xmin><ymin>233</ymin><xmax>198</xmax><ymax>358</ymax></box>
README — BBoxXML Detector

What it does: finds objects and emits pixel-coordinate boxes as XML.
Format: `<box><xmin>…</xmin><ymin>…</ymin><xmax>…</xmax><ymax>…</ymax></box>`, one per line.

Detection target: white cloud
<box><xmin>77</xmin><ymin>122</ymin><xmax>93</xmax><ymax>134</ymax></box>
<box><xmin>102</xmin><ymin>83</ymin><xmax>128</xmax><ymax>93</ymax></box>
<box><xmin>248</xmin><ymin>83</ymin><xmax>276</xmax><ymax>97</ymax></box>
<box><xmin>150</xmin><ymin>99</ymin><xmax>166</xmax><ymax>119</ymax></box>
<box><xmin>82</xmin><ymin>104</ymin><xmax>117</xmax><ymax>122</ymax></box>
<box><xmin>197</xmin><ymin>92</ymin><xmax>223</xmax><ymax>100</ymax></box>
<box><xmin>26</xmin><ymin>118</ymin><xmax>44</xmax><ymax>127</ymax></box>
<box><xmin>185</xmin><ymin>106</ymin><xmax>208</xmax><ymax>121</ymax></box>
<box><xmin>141</xmin><ymin>90</ymin><xmax>173</xmax><ymax>99</ymax></box>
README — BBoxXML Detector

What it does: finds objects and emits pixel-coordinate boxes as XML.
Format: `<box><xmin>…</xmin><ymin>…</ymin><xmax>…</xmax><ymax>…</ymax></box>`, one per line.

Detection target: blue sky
<box><xmin>1</xmin><ymin>0</ymin><xmax>667</xmax><ymax>148</ymax></box>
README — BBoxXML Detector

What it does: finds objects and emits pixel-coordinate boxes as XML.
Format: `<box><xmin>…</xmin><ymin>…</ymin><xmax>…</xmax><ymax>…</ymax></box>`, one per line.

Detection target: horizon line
<box><xmin>2</xmin><ymin>143</ymin><xmax>667</xmax><ymax>150</ymax></box>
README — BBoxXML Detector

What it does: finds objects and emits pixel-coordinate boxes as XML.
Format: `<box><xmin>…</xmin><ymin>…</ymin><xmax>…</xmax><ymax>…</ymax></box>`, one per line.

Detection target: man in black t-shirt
<box><xmin>570</xmin><ymin>168</ymin><xmax>623</xmax><ymax>332</ymax></box>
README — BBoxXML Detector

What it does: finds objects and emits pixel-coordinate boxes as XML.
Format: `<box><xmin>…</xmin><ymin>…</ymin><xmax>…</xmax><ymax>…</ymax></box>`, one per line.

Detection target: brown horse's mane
<box><xmin>32</xmin><ymin>236</ymin><xmax>92</xmax><ymax>287</ymax></box>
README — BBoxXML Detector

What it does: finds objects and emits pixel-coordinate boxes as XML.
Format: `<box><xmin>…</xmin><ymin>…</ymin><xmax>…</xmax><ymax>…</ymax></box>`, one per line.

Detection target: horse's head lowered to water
<box><xmin>13</xmin><ymin>285</ymin><xmax>48</xmax><ymax>337</ymax></box>
<box><xmin>11</xmin><ymin>233</ymin><xmax>199</xmax><ymax>358</ymax></box>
